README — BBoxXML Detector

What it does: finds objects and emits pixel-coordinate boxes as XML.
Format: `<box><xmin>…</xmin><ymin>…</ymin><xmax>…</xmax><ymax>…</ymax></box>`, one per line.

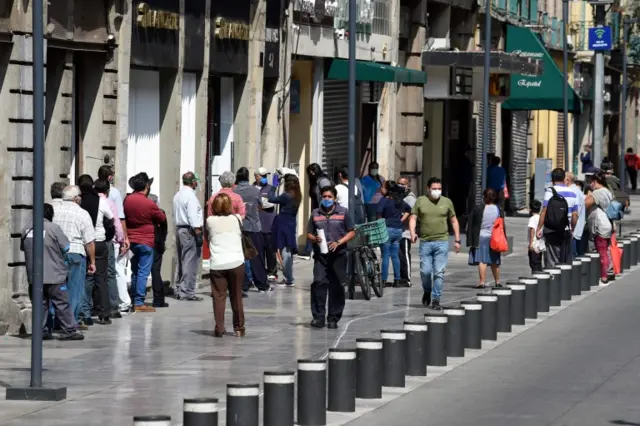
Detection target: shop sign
<box><xmin>215</xmin><ymin>18</ymin><xmax>250</xmax><ymax>40</ymax></box>
<box><xmin>137</xmin><ymin>2</ymin><xmax>179</xmax><ymax>30</ymax></box>
<box><xmin>131</xmin><ymin>0</ymin><xmax>180</xmax><ymax>69</ymax></box>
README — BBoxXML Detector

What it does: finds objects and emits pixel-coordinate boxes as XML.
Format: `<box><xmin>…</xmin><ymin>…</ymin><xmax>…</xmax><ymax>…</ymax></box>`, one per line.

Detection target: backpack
<box><xmin>543</xmin><ymin>187</ymin><xmax>569</xmax><ymax>232</ymax></box>
<box><xmin>606</xmin><ymin>200</ymin><xmax>624</xmax><ymax>221</ymax></box>
<box><xmin>103</xmin><ymin>216</ymin><xmax>116</xmax><ymax>242</ymax></box>
<box><xmin>337</xmin><ymin>182</ymin><xmax>366</xmax><ymax>224</ymax></box>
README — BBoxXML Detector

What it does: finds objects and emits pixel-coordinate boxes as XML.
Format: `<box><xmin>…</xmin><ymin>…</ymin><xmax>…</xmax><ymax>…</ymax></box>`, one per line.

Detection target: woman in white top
<box><xmin>206</xmin><ymin>193</ymin><xmax>246</xmax><ymax>337</ymax></box>
<box><xmin>585</xmin><ymin>172</ymin><xmax>613</xmax><ymax>284</ymax></box>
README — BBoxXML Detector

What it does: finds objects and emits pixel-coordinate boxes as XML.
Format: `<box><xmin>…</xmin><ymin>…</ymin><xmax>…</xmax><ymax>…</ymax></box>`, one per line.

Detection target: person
<box><xmin>306</xmin><ymin>163</ymin><xmax>333</xmax><ymax>210</ymax></box>
<box><xmin>602</xmin><ymin>161</ymin><xmax>630</xmax><ymax>211</ymax></box>
<box><xmin>307</xmin><ymin>186</ymin><xmax>356</xmax><ymax>329</ymax></box>
<box><xmin>94</xmin><ymin>178</ymin><xmax>125</xmax><ymax>318</ymax></box>
<box><xmin>585</xmin><ymin>172</ymin><xmax>613</xmax><ymax>284</ymax></box>
<box><xmin>149</xmin><ymin>193</ymin><xmax>169</xmax><ymax>308</ymax></box>
<box><xmin>234</xmin><ymin>167</ymin><xmax>272</xmax><ymax>292</ymax></box>
<box><xmin>487</xmin><ymin>156</ymin><xmax>507</xmax><ymax>209</ymax></box>
<box><xmin>124</xmin><ymin>173</ymin><xmax>166</xmax><ymax>312</ymax></box>
<box><xmin>624</xmin><ymin>148</ymin><xmax>639</xmax><ymax>191</ymax></box>
<box><xmin>580</xmin><ymin>144</ymin><xmax>595</xmax><ymax>173</ymax></box>
<box><xmin>466</xmin><ymin>188</ymin><xmax>505</xmax><ymax>288</ymax></box>
<box><xmin>268</xmin><ymin>174</ymin><xmax>302</xmax><ymax>286</ymax></box>
<box><xmin>335</xmin><ymin>165</ymin><xmax>366</xmax><ymax>224</ymax></box>
<box><xmin>98</xmin><ymin>165</ymin><xmax>131</xmax><ymax>313</ymax></box>
<box><xmin>409</xmin><ymin>177</ymin><xmax>461</xmax><ymax>310</ymax></box>
<box><xmin>565</xmin><ymin>173</ymin><xmax>586</xmax><ymax>257</ymax></box>
<box><xmin>21</xmin><ymin>204</ymin><xmax>84</xmax><ymax>340</ymax></box>
<box><xmin>207</xmin><ymin>171</ymin><xmax>246</xmax><ymax>218</ymax></box>
<box><xmin>206</xmin><ymin>193</ymin><xmax>246</xmax><ymax>337</ymax></box>
<box><xmin>397</xmin><ymin>176</ymin><xmax>417</xmax><ymax>286</ymax></box>
<box><xmin>50</xmin><ymin>184</ymin><xmax>96</xmax><ymax>328</ymax></box>
<box><xmin>361</xmin><ymin>162</ymin><xmax>385</xmax><ymax>222</ymax></box>
<box><xmin>255</xmin><ymin>167</ymin><xmax>278</xmax><ymax>281</ymax></box>
<box><xmin>527</xmin><ymin>200</ymin><xmax>544</xmax><ymax>273</ymax></box>
<box><xmin>173</xmin><ymin>171</ymin><xmax>204</xmax><ymax>302</ymax></box>
<box><xmin>535</xmin><ymin>168</ymin><xmax>578</xmax><ymax>267</ymax></box>
<box><xmin>377</xmin><ymin>181</ymin><xmax>411</xmax><ymax>287</ymax></box>
<box><xmin>77</xmin><ymin>174</ymin><xmax>100</xmax><ymax>226</ymax></box>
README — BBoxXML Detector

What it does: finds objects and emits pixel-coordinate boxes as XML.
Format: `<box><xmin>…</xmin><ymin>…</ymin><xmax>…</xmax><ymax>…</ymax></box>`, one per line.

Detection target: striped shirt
<box><xmin>543</xmin><ymin>184</ymin><xmax>578</xmax><ymax>231</ymax></box>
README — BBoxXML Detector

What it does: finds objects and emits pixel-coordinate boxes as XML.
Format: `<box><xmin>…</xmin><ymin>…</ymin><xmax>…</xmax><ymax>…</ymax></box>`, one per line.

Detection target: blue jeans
<box><xmin>130</xmin><ymin>243</ymin><xmax>154</xmax><ymax>306</ymax></box>
<box><xmin>419</xmin><ymin>241</ymin><xmax>449</xmax><ymax>301</ymax></box>
<box><xmin>382</xmin><ymin>228</ymin><xmax>403</xmax><ymax>281</ymax></box>
<box><xmin>65</xmin><ymin>253</ymin><xmax>86</xmax><ymax>322</ymax></box>
<box><xmin>282</xmin><ymin>247</ymin><xmax>295</xmax><ymax>284</ymax></box>
<box><xmin>243</xmin><ymin>260</ymin><xmax>254</xmax><ymax>291</ymax></box>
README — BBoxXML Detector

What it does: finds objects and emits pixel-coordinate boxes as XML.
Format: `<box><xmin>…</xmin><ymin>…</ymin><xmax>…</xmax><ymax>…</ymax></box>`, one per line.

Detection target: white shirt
<box><xmin>94</xmin><ymin>197</ymin><xmax>114</xmax><ymax>242</ymax></box>
<box><xmin>108</xmin><ymin>186</ymin><xmax>125</xmax><ymax>220</ymax></box>
<box><xmin>206</xmin><ymin>214</ymin><xmax>244</xmax><ymax>270</ymax></box>
<box><xmin>336</xmin><ymin>181</ymin><xmax>359</xmax><ymax>210</ymax></box>
<box><xmin>570</xmin><ymin>184</ymin><xmax>586</xmax><ymax>239</ymax></box>
<box><xmin>50</xmin><ymin>199</ymin><xmax>95</xmax><ymax>256</ymax></box>
<box><xmin>527</xmin><ymin>214</ymin><xmax>540</xmax><ymax>231</ymax></box>
<box><xmin>173</xmin><ymin>186</ymin><xmax>203</xmax><ymax>228</ymax></box>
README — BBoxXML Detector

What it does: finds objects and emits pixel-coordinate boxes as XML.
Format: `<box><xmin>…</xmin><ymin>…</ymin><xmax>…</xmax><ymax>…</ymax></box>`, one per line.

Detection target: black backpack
<box><xmin>103</xmin><ymin>216</ymin><xmax>116</xmax><ymax>242</ymax></box>
<box><xmin>543</xmin><ymin>187</ymin><xmax>569</xmax><ymax>232</ymax></box>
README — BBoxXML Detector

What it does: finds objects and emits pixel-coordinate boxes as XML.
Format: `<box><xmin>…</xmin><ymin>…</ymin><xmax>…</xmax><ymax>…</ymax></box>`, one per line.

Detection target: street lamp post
<box><xmin>481</xmin><ymin>0</ymin><xmax>492</xmax><ymax>191</ymax></box>
<box><xmin>562</xmin><ymin>0</ymin><xmax>569</xmax><ymax>171</ymax></box>
<box><xmin>347</xmin><ymin>0</ymin><xmax>357</xmax><ymax>299</ymax></box>
<box><xmin>621</xmin><ymin>17</ymin><xmax>637</xmax><ymax>190</ymax></box>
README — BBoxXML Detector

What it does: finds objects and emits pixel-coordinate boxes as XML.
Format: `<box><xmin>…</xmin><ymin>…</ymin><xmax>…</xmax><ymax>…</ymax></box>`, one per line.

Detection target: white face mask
<box><xmin>430</xmin><ymin>190</ymin><xmax>442</xmax><ymax>199</ymax></box>
<box><xmin>370</xmin><ymin>169</ymin><xmax>379</xmax><ymax>176</ymax></box>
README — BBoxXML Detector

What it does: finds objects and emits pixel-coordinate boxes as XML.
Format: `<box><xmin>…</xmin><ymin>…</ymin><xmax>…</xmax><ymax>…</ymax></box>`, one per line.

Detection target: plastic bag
<box><xmin>490</xmin><ymin>218</ymin><xmax>509</xmax><ymax>253</ymax></box>
<box><xmin>532</xmin><ymin>237</ymin><xmax>546</xmax><ymax>253</ymax></box>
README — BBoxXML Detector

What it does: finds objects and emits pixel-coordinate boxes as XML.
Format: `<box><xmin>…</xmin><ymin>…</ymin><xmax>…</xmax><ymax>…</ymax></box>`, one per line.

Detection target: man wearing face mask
<box><xmin>397</xmin><ymin>176</ymin><xmax>417</xmax><ymax>286</ymax></box>
<box><xmin>409</xmin><ymin>177</ymin><xmax>461</xmax><ymax>310</ymax></box>
<box><xmin>254</xmin><ymin>167</ymin><xmax>278</xmax><ymax>281</ymax></box>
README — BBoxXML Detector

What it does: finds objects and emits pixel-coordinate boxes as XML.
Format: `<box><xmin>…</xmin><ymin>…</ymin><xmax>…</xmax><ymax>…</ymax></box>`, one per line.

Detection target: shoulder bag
<box><xmin>234</xmin><ymin>215</ymin><xmax>258</xmax><ymax>260</ymax></box>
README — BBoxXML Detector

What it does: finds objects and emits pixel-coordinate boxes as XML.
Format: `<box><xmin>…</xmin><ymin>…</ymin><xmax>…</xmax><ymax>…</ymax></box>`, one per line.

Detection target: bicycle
<box><xmin>348</xmin><ymin>219</ymin><xmax>388</xmax><ymax>300</ymax></box>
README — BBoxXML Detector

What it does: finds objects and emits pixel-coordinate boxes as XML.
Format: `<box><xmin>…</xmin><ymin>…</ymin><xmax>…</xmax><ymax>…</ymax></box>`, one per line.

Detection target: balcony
<box><xmin>293</xmin><ymin>0</ymin><xmax>391</xmax><ymax>35</ymax></box>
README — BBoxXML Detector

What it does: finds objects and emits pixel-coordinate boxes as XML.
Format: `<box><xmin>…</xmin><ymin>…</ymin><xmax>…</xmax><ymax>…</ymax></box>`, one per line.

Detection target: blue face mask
<box><xmin>259</xmin><ymin>177</ymin><xmax>268</xmax><ymax>185</ymax></box>
<box><xmin>321</xmin><ymin>199</ymin><xmax>335</xmax><ymax>209</ymax></box>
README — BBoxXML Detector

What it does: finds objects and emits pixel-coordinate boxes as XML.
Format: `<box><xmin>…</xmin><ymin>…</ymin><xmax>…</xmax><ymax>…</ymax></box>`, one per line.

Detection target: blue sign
<box><xmin>588</xmin><ymin>26</ymin><xmax>612</xmax><ymax>50</ymax></box>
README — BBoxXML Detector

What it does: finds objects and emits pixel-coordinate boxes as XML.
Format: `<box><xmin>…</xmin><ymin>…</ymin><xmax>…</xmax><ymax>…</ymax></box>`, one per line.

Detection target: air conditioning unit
<box><xmin>426</xmin><ymin>37</ymin><xmax>451</xmax><ymax>51</ymax></box>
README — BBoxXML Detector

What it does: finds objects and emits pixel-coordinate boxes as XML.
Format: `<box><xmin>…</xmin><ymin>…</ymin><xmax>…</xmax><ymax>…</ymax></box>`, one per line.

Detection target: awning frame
<box><xmin>422</xmin><ymin>50</ymin><xmax>544</xmax><ymax>76</ymax></box>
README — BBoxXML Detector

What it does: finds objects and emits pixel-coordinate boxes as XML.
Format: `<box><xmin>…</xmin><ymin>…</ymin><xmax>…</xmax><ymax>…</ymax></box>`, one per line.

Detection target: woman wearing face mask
<box><xmin>585</xmin><ymin>172</ymin><xmax>613</xmax><ymax>284</ymax></box>
<box><xmin>361</xmin><ymin>162</ymin><xmax>386</xmax><ymax>222</ymax></box>
<box><xmin>306</xmin><ymin>186</ymin><xmax>356</xmax><ymax>329</ymax></box>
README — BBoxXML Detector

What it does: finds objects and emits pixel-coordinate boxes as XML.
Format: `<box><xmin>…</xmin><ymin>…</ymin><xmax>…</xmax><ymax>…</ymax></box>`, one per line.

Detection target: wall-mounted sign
<box><xmin>215</xmin><ymin>18</ymin><xmax>250</xmax><ymax>40</ymax></box>
<box><xmin>137</xmin><ymin>2</ymin><xmax>179</xmax><ymax>30</ymax></box>
<box><xmin>588</xmin><ymin>26</ymin><xmax>612</xmax><ymax>51</ymax></box>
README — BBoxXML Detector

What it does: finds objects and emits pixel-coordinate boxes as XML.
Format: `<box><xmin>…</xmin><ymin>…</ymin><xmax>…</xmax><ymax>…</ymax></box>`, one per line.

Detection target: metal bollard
<box><xmin>632</xmin><ymin>234</ymin><xmax>640</xmax><ymax>265</ymax></box>
<box><xmin>327</xmin><ymin>349</ymin><xmax>356</xmax><ymax>413</ymax></box>
<box><xmin>575</xmin><ymin>257</ymin><xmax>592</xmax><ymax>292</ymax></box>
<box><xmin>507</xmin><ymin>282</ymin><xmax>525</xmax><ymax>325</ymax></box>
<box><xmin>227</xmin><ymin>384</ymin><xmax>259</xmax><ymax>426</ymax></box>
<box><xmin>622</xmin><ymin>239</ymin><xmax>631</xmax><ymax>271</ymax></box>
<box><xmin>297</xmin><ymin>360</ymin><xmax>327</xmax><ymax>426</ymax></box>
<box><xmin>424</xmin><ymin>313</ymin><xmax>448</xmax><ymax>366</ymax></box>
<box><xmin>556</xmin><ymin>264</ymin><xmax>573</xmax><ymax>301</ymax></box>
<box><xmin>543</xmin><ymin>268</ymin><xmax>562</xmax><ymax>307</ymax></box>
<box><xmin>570</xmin><ymin>260</ymin><xmax>582</xmax><ymax>296</ymax></box>
<box><xmin>629</xmin><ymin>236</ymin><xmax>638</xmax><ymax>266</ymax></box>
<box><xmin>477</xmin><ymin>293</ymin><xmax>498</xmax><ymax>341</ymax></box>
<box><xmin>492</xmin><ymin>288</ymin><xmax>512</xmax><ymax>333</ymax></box>
<box><xmin>264</xmin><ymin>372</ymin><xmax>296</xmax><ymax>426</ymax></box>
<box><xmin>532</xmin><ymin>272</ymin><xmax>551</xmax><ymax>313</ymax></box>
<box><xmin>444</xmin><ymin>307</ymin><xmax>465</xmax><ymax>357</ymax></box>
<box><xmin>460</xmin><ymin>301</ymin><xmax>482</xmax><ymax>349</ymax></box>
<box><xmin>519</xmin><ymin>277</ymin><xmax>538</xmax><ymax>319</ymax></box>
<box><xmin>381</xmin><ymin>330</ymin><xmax>406</xmax><ymax>388</ymax></box>
<box><xmin>584</xmin><ymin>253</ymin><xmax>600</xmax><ymax>287</ymax></box>
<box><xmin>355</xmin><ymin>338</ymin><xmax>383</xmax><ymax>399</ymax></box>
<box><xmin>403</xmin><ymin>321</ymin><xmax>427</xmax><ymax>376</ymax></box>
<box><xmin>133</xmin><ymin>416</ymin><xmax>171</xmax><ymax>426</ymax></box>
<box><xmin>618</xmin><ymin>241</ymin><xmax>625</xmax><ymax>273</ymax></box>
<box><xmin>184</xmin><ymin>398</ymin><xmax>218</xmax><ymax>426</ymax></box>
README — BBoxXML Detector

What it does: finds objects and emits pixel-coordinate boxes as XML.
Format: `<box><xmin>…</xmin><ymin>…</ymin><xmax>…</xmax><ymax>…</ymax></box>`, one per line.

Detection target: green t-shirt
<box><xmin>411</xmin><ymin>196</ymin><xmax>456</xmax><ymax>241</ymax></box>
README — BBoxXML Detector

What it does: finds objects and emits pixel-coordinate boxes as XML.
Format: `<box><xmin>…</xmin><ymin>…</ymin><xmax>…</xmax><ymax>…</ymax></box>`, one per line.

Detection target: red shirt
<box><xmin>124</xmin><ymin>192</ymin><xmax>166</xmax><ymax>248</ymax></box>
<box><xmin>206</xmin><ymin>187</ymin><xmax>246</xmax><ymax>218</ymax></box>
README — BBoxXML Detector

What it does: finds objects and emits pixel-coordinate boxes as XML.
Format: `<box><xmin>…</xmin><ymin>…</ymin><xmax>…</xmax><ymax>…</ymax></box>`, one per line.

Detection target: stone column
<box><xmin>115</xmin><ymin>0</ymin><xmax>133</xmax><ymax>195</ymax></box>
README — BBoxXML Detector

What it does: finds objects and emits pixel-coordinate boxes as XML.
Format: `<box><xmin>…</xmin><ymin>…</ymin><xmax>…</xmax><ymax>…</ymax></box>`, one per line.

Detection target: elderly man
<box><xmin>50</xmin><ymin>183</ymin><xmax>96</xmax><ymax>327</ymax></box>
<box><xmin>173</xmin><ymin>171</ymin><xmax>204</xmax><ymax>301</ymax></box>
<box><xmin>207</xmin><ymin>171</ymin><xmax>246</xmax><ymax>218</ymax></box>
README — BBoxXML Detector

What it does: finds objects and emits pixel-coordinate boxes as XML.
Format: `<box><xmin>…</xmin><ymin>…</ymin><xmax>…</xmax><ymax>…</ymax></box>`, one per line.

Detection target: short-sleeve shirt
<box><xmin>411</xmin><ymin>196</ymin><xmax>456</xmax><ymax>241</ymax></box>
<box><xmin>306</xmin><ymin>205</ymin><xmax>354</xmax><ymax>254</ymax></box>
<box><xmin>376</xmin><ymin>197</ymin><xmax>411</xmax><ymax>229</ymax></box>
<box><xmin>542</xmin><ymin>184</ymin><xmax>578</xmax><ymax>231</ymax></box>
<box><xmin>109</xmin><ymin>186</ymin><xmax>125</xmax><ymax>219</ymax></box>
<box><xmin>21</xmin><ymin>220</ymin><xmax>70</xmax><ymax>285</ymax></box>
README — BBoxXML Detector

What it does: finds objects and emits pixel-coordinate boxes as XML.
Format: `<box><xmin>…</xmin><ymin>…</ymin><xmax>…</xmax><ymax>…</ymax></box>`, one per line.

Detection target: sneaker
<box><xmin>296</xmin><ymin>254</ymin><xmax>312</xmax><ymax>261</ymax></box>
<box><xmin>327</xmin><ymin>321</ymin><xmax>338</xmax><ymax>329</ymax></box>
<box><xmin>384</xmin><ymin>281</ymin><xmax>394</xmax><ymax>288</ymax></box>
<box><xmin>600</xmin><ymin>278</ymin><xmax>610</xmax><ymax>286</ymax></box>
<box><xmin>267</xmin><ymin>274</ymin><xmax>278</xmax><ymax>281</ymax></box>
<box><xmin>77</xmin><ymin>322</ymin><xmax>88</xmax><ymax>331</ymax></box>
<box><xmin>184</xmin><ymin>295</ymin><xmax>203</xmax><ymax>301</ymax></box>
<box><xmin>431</xmin><ymin>300</ymin><xmax>443</xmax><ymax>311</ymax></box>
<box><xmin>258</xmin><ymin>287</ymin><xmax>275</xmax><ymax>293</ymax></box>
<box><xmin>134</xmin><ymin>305</ymin><xmax>156</xmax><ymax>313</ymax></box>
<box><xmin>58</xmin><ymin>331</ymin><xmax>85</xmax><ymax>341</ymax></box>
<box><xmin>422</xmin><ymin>292</ymin><xmax>431</xmax><ymax>307</ymax></box>
<box><xmin>310</xmin><ymin>319</ymin><xmax>325</xmax><ymax>329</ymax></box>
<box><xmin>276</xmin><ymin>280</ymin><xmax>288</xmax><ymax>287</ymax></box>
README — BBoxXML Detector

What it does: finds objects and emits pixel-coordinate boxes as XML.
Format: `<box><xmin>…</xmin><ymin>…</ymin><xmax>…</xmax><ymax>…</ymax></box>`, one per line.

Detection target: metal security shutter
<box><xmin>474</xmin><ymin>101</ymin><xmax>498</xmax><ymax>205</ymax></box>
<box><xmin>556</xmin><ymin>113</ymin><xmax>565</xmax><ymax>169</ymax></box>
<box><xmin>510</xmin><ymin>111</ymin><xmax>529</xmax><ymax>210</ymax></box>
<box><xmin>323</xmin><ymin>80</ymin><xmax>350</xmax><ymax>177</ymax></box>
<box><xmin>361</xmin><ymin>81</ymin><xmax>383</xmax><ymax>103</ymax></box>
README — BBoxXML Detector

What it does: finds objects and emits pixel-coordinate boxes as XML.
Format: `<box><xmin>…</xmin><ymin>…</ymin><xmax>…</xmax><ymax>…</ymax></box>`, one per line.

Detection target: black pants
<box><xmin>311</xmin><ymin>253</ymin><xmax>347</xmax><ymax>323</ymax></box>
<box><xmin>528</xmin><ymin>250</ymin><xmax>543</xmax><ymax>273</ymax></box>
<box><xmin>627</xmin><ymin>167</ymin><xmax>638</xmax><ymax>190</ymax></box>
<box><xmin>399</xmin><ymin>238</ymin><xmax>412</xmax><ymax>283</ymax></box>
<box><xmin>262</xmin><ymin>232</ymin><xmax>277</xmax><ymax>276</ymax></box>
<box><xmin>152</xmin><ymin>248</ymin><xmax>165</xmax><ymax>304</ymax></box>
<box><xmin>92</xmin><ymin>241</ymin><xmax>111</xmax><ymax>319</ymax></box>
<box><xmin>544</xmin><ymin>231</ymin><xmax>572</xmax><ymax>268</ymax></box>
<box><xmin>247</xmin><ymin>231</ymin><xmax>269</xmax><ymax>290</ymax></box>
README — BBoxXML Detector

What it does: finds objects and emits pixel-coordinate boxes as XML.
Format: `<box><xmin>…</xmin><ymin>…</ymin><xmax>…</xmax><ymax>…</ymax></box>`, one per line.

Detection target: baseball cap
<box><xmin>257</xmin><ymin>167</ymin><xmax>269</xmax><ymax>176</ymax></box>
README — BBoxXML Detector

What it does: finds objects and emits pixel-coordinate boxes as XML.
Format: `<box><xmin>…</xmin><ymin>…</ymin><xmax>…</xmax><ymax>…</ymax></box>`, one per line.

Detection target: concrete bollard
<box><xmin>532</xmin><ymin>272</ymin><xmax>551</xmax><ymax>313</ymax></box>
<box><xmin>575</xmin><ymin>257</ymin><xmax>592</xmax><ymax>292</ymax></box>
<box><xmin>618</xmin><ymin>241</ymin><xmax>625</xmax><ymax>274</ymax></box>
<box><xmin>556</xmin><ymin>264</ymin><xmax>573</xmax><ymax>301</ymax></box>
<box><xmin>519</xmin><ymin>277</ymin><xmax>538</xmax><ymax>319</ymax></box>
<box><xmin>460</xmin><ymin>301</ymin><xmax>482</xmax><ymax>349</ymax></box>
<box><xmin>227</xmin><ymin>384</ymin><xmax>259</xmax><ymax>426</ymax></box>
<box><xmin>629</xmin><ymin>236</ymin><xmax>638</xmax><ymax>266</ymax></box>
<box><xmin>477</xmin><ymin>293</ymin><xmax>498</xmax><ymax>341</ymax></box>
<box><xmin>297</xmin><ymin>360</ymin><xmax>327</xmax><ymax>426</ymax></box>
<box><xmin>403</xmin><ymin>321</ymin><xmax>427</xmax><ymax>376</ymax></box>
<box><xmin>507</xmin><ymin>282</ymin><xmax>525</xmax><ymax>325</ymax></box>
<box><xmin>381</xmin><ymin>330</ymin><xmax>407</xmax><ymax>388</ymax></box>
<box><xmin>444</xmin><ymin>307</ymin><xmax>465</xmax><ymax>358</ymax></box>
<box><xmin>632</xmin><ymin>234</ymin><xmax>640</xmax><ymax>265</ymax></box>
<box><xmin>584</xmin><ymin>253</ymin><xmax>600</xmax><ymax>287</ymax></box>
<box><xmin>622</xmin><ymin>239</ymin><xmax>631</xmax><ymax>271</ymax></box>
<box><xmin>133</xmin><ymin>416</ymin><xmax>171</xmax><ymax>426</ymax></box>
<box><xmin>571</xmin><ymin>260</ymin><xmax>582</xmax><ymax>296</ymax></box>
<box><xmin>355</xmin><ymin>338</ymin><xmax>383</xmax><ymax>399</ymax></box>
<box><xmin>424</xmin><ymin>313</ymin><xmax>448</xmax><ymax>366</ymax></box>
<box><xmin>184</xmin><ymin>398</ymin><xmax>218</xmax><ymax>426</ymax></box>
<box><xmin>264</xmin><ymin>372</ymin><xmax>295</xmax><ymax>426</ymax></box>
<box><xmin>543</xmin><ymin>268</ymin><xmax>562</xmax><ymax>307</ymax></box>
<box><xmin>492</xmin><ymin>288</ymin><xmax>512</xmax><ymax>333</ymax></box>
<box><xmin>327</xmin><ymin>349</ymin><xmax>356</xmax><ymax>413</ymax></box>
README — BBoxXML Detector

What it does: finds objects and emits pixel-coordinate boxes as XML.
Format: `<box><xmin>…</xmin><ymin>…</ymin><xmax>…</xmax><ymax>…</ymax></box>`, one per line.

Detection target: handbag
<box><xmin>234</xmin><ymin>215</ymin><xmax>258</xmax><ymax>260</ymax></box>
<box><xmin>490</xmin><ymin>217</ymin><xmax>509</xmax><ymax>253</ymax></box>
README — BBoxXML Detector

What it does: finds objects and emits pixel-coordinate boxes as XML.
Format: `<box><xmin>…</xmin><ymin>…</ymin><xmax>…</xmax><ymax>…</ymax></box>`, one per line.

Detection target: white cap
<box><xmin>257</xmin><ymin>167</ymin><xmax>269</xmax><ymax>176</ymax></box>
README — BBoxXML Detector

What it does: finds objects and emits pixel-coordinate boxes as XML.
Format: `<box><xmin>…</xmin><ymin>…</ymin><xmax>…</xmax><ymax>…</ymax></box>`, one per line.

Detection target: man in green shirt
<box><xmin>409</xmin><ymin>177</ymin><xmax>461</xmax><ymax>310</ymax></box>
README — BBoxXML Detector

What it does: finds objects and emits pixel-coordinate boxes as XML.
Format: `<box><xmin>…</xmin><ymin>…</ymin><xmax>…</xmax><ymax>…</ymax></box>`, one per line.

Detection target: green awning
<box><xmin>502</xmin><ymin>25</ymin><xmax>582</xmax><ymax>113</ymax></box>
<box><xmin>327</xmin><ymin>59</ymin><xmax>427</xmax><ymax>84</ymax></box>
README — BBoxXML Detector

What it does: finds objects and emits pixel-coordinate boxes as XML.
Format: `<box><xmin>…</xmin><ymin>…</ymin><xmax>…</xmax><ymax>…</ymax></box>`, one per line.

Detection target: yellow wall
<box><xmin>290</xmin><ymin>60</ymin><xmax>314</xmax><ymax>246</ymax></box>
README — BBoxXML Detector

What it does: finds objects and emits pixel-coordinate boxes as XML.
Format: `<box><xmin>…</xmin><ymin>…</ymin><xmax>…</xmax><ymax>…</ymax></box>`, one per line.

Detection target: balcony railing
<box><xmin>293</xmin><ymin>0</ymin><xmax>391</xmax><ymax>36</ymax></box>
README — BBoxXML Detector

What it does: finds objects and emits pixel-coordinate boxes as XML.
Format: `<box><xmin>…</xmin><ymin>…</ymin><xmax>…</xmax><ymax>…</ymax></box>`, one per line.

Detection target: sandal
<box><xmin>474</xmin><ymin>284</ymin><xmax>486</xmax><ymax>289</ymax></box>
<box><xmin>494</xmin><ymin>283</ymin><xmax>504</xmax><ymax>288</ymax></box>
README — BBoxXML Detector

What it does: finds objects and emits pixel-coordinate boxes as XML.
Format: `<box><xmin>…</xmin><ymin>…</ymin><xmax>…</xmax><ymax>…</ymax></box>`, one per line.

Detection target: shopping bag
<box><xmin>611</xmin><ymin>232</ymin><xmax>622</xmax><ymax>275</ymax></box>
<box><xmin>490</xmin><ymin>218</ymin><xmax>509</xmax><ymax>253</ymax></box>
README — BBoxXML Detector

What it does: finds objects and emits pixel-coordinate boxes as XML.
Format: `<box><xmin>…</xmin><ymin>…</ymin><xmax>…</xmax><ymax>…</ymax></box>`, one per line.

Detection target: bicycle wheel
<box><xmin>354</xmin><ymin>250</ymin><xmax>372</xmax><ymax>300</ymax></box>
<box><xmin>366</xmin><ymin>248</ymin><xmax>384</xmax><ymax>298</ymax></box>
